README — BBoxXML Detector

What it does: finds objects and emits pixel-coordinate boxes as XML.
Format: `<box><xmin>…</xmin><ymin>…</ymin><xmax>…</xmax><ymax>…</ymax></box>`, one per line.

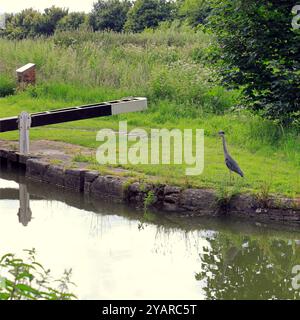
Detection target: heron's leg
<box><xmin>229</xmin><ymin>170</ymin><xmax>232</xmax><ymax>183</ymax></box>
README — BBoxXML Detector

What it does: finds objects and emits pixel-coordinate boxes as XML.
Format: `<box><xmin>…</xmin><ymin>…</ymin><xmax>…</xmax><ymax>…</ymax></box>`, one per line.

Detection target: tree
<box><xmin>207</xmin><ymin>0</ymin><xmax>300</xmax><ymax>125</ymax></box>
<box><xmin>3</xmin><ymin>8</ymin><xmax>44</xmax><ymax>39</ymax></box>
<box><xmin>0</xmin><ymin>7</ymin><xmax>69</xmax><ymax>38</ymax></box>
<box><xmin>179</xmin><ymin>0</ymin><xmax>211</xmax><ymax>27</ymax></box>
<box><xmin>57</xmin><ymin>12</ymin><xmax>87</xmax><ymax>31</ymax></box>
<box><xmin>125</xmin><ymin>0</ymin><xmax>175</xmax><ymax>32</ymax></box>
<box><xmin>40</xmin><ymin>6</ymin><xmax>69</xmax><ymax>35</ymax></box>
<box><xmin>89</xmin><ymin>0</ymin><xmax>132</xmax><ymax>32</ymax></box>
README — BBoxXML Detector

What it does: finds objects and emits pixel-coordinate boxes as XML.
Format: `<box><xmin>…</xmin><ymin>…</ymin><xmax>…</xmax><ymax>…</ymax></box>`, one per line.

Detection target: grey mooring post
<box><xmin>18</xmin><ymin>112</ymin><xmax>31</xmax><ymax>155</ymax></box>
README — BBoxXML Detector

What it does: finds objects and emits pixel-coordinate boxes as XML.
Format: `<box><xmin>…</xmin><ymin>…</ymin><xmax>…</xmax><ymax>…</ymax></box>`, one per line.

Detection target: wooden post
<box><xmin>18</xmin><ymin>112</ymin><xmax>31</xmax><ymax>155</ymax></box>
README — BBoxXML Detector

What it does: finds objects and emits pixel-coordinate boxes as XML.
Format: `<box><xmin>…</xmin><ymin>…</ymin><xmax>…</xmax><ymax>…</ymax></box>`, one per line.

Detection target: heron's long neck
<box><xmin>221</xmin><ymin>136</ymin><xmax>229</xmax><ymax>157</ymax></box>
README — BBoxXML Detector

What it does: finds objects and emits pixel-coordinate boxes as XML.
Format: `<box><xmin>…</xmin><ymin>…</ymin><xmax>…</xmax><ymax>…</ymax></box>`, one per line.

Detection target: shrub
<box><xmin>0</xmin><ymin>75</ymin><xmax>15</xmax><ymax>97</ymax></box>
<box><xmin>0</xmin><ymin>249</ymin><xmax>76</xmax><ymax>300</ymax></box>
<box><xmin>89</xmin><ymin>0</ymin><xmax>131</xmax><ymax>32</ymax></box>
<box><xmin>125</xmin><ymin>0</ymin><xmax>176</xmax><ymax>32</ymax></box>
<box><xmin>207</xmin><ymin>0</ymin><xmax>300</xmax><ymax>125</ymax></box>
<box><xmin>179</xmin><ymin>0</ymin><xmax>212</xmax><ymax>27</ymax></box>
<box><xmin>57</xmin><ymin>12</ymin><xmax>87</xmax><ymax>31</ymax></box>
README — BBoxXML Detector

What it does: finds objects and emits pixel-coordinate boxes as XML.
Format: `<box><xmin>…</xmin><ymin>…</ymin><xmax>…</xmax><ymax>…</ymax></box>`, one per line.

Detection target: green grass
<box><xmin>0</xmin><ymin>30</ymin><xmax>299</xmax><ymax>198</ymax></box>
<box><xmin>0</xmin><ymin>87</ymin><xmax>298</xmax><ymax>198</ymax></box>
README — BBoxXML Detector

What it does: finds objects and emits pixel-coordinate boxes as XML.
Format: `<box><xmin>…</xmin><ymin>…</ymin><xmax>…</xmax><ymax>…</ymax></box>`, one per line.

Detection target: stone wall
<box><xmin>1</xmin><ymin>149</ymin><xmax>299</xmax><ymax>224</ymax></box>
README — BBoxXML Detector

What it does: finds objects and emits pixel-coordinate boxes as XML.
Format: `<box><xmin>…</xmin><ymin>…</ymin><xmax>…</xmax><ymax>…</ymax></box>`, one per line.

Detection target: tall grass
<box><xmin>0</xmin><ymin>30</ymin><xmax>212</xmax><ymax>103</ymax></box>
<box><xmin>0</xmin><ymin>30</ymin><xmax>298</xmax><ymax>196</ymax></box>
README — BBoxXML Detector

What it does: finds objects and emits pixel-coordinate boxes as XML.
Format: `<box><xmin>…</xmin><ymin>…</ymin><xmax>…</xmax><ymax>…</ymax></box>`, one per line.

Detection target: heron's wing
<box><xmin>225</xmin><ymin>155</ymin><xmax>244</xmax><ymax>177</ymax></box>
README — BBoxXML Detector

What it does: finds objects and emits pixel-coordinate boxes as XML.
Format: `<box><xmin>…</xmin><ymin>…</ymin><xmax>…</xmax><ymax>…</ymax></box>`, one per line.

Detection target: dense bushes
<box><xmin>57</xmin><ymin>12</ymin><xmax>87</xmax><ymax>31</ymax></box>
<box><xmin>0</xmin><ymin>30</ymin><xmax>232</xmax><ymax>108</ymax></box>
<box><xmin>90</xmin><ymin>0</ymin><xmax>131</xmax><ymax>32</ymax></box>
<box><xmin>125</xmin><ymin>0</ymin><xmax>176</xmax><ymax>32</ymax></box>
<box><xmin>207</xmin><ymin>0</ymin><xmax>300</xmax><ymax>125</ymax></box>
<box><xmin>0</xmin><ymin>0</ymin><xmax>208</xmax><ymax>37</ymax></box>
<box><xmin>179</xmin><ymin>0</ymin><xmax>211</xmax><ymax>27</ymax></box>
<box><xmin>1</xmin><ymin>7</ymin><xmax>70</xmax><ymax>39</ymax></box>
<box><xmin>0</xmin><ymin>75</ymin><xmax>15</xmax><ymax>97</ymax></box>
<box><xmin>1</xmin><ymin>1</ymin><xmax>299</xmax><ymax>125</ymax></box>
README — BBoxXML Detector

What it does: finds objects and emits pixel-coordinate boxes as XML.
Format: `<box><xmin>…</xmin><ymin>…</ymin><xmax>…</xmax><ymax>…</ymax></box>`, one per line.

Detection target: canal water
<box><xmin>0</xmin><ymin>168</ymin><xmax>300</xmax><ymax>300</ymax></box>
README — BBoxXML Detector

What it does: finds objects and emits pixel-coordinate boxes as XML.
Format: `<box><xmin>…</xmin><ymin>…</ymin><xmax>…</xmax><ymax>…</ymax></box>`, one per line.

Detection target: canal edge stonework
<box><xmin>1</xmin><ymin>149</ymin><xmax>299</xmax><ymax>224</ymax></box>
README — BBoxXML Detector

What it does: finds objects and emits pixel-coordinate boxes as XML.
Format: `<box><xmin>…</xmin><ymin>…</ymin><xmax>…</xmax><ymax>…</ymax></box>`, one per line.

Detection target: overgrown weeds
<box><xmin>0</xmin><ymin>249</ymin><xmax>76</xmax><ymax>300</ymax></box>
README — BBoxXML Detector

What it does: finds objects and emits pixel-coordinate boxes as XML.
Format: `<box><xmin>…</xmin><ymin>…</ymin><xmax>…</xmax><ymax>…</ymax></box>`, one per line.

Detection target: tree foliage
<box><xmin>57</xmin><ymin>12</ymin><xmax>87</xmax><ymax>31</ymax></box>
<box><xmin>41</xmin><ymin>6</ymin><xmax>69</xmax><ymax>35</ymax></box>
<box><xmin>179</xmin><ymin>0</ymin><xmax>211</xmax><ymax>27</ymax></box>
<box><xmin>3</xmin><ymin>8</ymin><xmax>44</xmax><ymax>39</ymax></box>
<box><xmin>90</xmin><ymin>0</ymin><xmax>132</xmax><ymax>32</ymax></box>
<box><xmin>0</xmin><ymin>1</ymin><xmax>206</xmax><ymax>36</ymax></box>
<box><xmin>125</xmin><ymin>0</ymin><xmax>176</xmax><ymax>32</ymax></box>
<box><xmin>207</xmin><ymin>0</ymin><xmax>300</xmax><ymax>124</ymax></box>
<box><xmin>1</xmin><ymin>6</ymin><xmax>69</xmax><ymax>38</ymax></box>
<box><xmin>1</xmin><ymin>1</ymin><xmax>299</xmax><ymax>126</ymax></box>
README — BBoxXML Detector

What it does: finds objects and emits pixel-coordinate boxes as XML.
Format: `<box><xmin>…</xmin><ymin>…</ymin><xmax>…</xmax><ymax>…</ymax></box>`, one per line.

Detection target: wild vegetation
<box><xmin>207</xmin><ymin>0</ymin><xmax>300</xmax><ymax>125</ymax></box>
<box><xmin>0</xmin><ymin>29</ymin><xmax>298</xmax><ymax>197</ymax></box>
<box><xmin>0</xmin><ymin>2</ymin><xmax>299</xmax><ymax>198</ymax></box>
<box><xmin>1</xmin><ymin>0</ymin><xmax>299</xmax><ymax>124</ymax></box>
<box><xmin>0</xmin><ymin>1</ymin><xmax>299</xmax><ymax>303</ymax></box>
<box><xmin>0</xmin><ymin>249</ymin><xmax>75</xmax><ymax>300</ymax></box>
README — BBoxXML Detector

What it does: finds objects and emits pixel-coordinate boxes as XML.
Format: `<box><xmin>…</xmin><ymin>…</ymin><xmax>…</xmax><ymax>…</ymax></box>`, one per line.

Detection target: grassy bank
<box><xmin>0</xmin><ymin>31</ymin><xmax>299</xmax><ymax>198</ymax></box>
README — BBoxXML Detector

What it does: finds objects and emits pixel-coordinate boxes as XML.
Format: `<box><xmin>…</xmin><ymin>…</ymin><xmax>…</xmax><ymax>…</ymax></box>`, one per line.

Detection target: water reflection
<box><xmin>0</xmin><ymin>176</ymin><xmax>32</xmax><ymax>226</ymax></box>
<box><xmin>197</xmin><ymin>234</ymin><xmax>300</xmax><ymax>300</ymax></box>
<box><xmin>18</xmin><ymin>184</ymin><xmax>32</xmax><ymax>226</ymax></box>
<box><xmin>0</xmin><ymin>169</ymin><xmax>300</xmax><ymax>299</ymax></box>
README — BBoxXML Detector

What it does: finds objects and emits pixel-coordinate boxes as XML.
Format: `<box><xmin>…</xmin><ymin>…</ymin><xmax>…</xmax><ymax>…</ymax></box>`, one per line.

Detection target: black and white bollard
<box><xmin>18</xmin><ymin>112</ymin><xmax>31</xmax><ymax>155</ymax></box>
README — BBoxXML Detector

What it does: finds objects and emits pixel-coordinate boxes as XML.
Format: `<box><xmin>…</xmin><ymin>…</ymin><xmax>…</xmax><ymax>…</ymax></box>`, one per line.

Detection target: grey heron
<box><xmin>218</xmin><ymin>131</ymin><xmax>244</xmax><ymax>179</ymax></box>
